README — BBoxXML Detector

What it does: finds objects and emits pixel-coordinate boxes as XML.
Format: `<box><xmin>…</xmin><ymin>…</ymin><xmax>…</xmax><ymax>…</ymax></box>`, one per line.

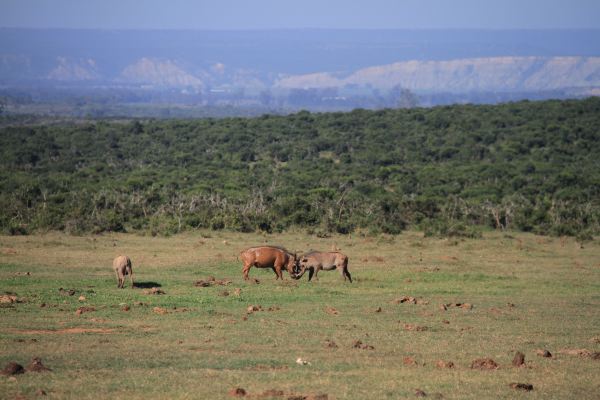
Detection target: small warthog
<box><xmin>294</xmin><ymin>251</ymin><xmax>352</xmax><ymax>283</ymax></box>
<box><xmin>113</xmin><ymin>255</ymin><xmax>134</xmax><ymax>288</ymax></box>
<box><xmin>239</xmin><ymin>246</ymin><xmax>297</xmax><ymax>280</ymax></box>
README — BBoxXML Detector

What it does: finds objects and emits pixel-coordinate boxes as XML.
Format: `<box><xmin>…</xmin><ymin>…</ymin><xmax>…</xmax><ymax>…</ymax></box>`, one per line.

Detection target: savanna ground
<box><xmin>0</xmin><ymin>230</ymin><xmax>599</xmax><ymax>399</ymax></box>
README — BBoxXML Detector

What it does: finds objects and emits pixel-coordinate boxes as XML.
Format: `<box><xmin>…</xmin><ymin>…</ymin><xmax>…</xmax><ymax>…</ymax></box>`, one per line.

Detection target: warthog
<box><xmin>239</xmin><ymin>246</ymin><xmax>297</xmax><ymax>280</ymax></box>
<box><xmin>293</xmin><ymin>251</ymin><xmax>352</xmax><ymax>283</ymax></box>
<box><xmin>113</xmin><ymin>255</ymin><xmax>134</xmax><ymax>288</ymax></box>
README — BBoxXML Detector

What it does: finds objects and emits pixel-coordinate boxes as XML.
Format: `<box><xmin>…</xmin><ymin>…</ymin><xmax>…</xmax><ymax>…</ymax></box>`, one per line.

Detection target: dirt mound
<box><xmin>1</xmin><ymin>362</ymin><xmax>25</xmax><ymax>376</ymax></box>
<box><xmin>403</xmin><ymin>324</ymin><xmax>429</xmax><ymax>332</ymax></box>
<box><xmin>509</xmin><ymin>383</ymin><xmax>533</xmax><ymax>391</ymax></box>
<box><xmin>441</xmin><ymin>302</ymin><xmax>473</xmax><ymax>310</ymax></box>
<box><xmin>58</xmin><ymin>288</ymin><xmax>76</xmax><ymax>296</ymax></box>
<box><xmin>153</xmin><ymin>307</ymin><xmax>168</xmax><ymax>315</ymax></box>
<box><xmin>471</xmin><ymin>358</ymin><xmax>498</xmax><ymax>370</ymax></box>
<box><xmin>0</xmin><ymin>294</ymin><xmax>22</xmax><ymax>304</ymax></box>
<box><xmin>324</xmin><ymin>306</ymin><xmax>339</xmax><ymax>316</ymax></box>
<box><xmin>352</xmin><ymin>340</ymin><xmax>374</xmax><ymax>350</ymax></box>
<box><xmin>27</xmin><ymin>358</ymin><xmax>51</xmax><ymax>372</ymax></box>
<box><xmin>247</xmin><ymin>305</ymin><xmax>262</xmax><ymax>313</ymax></box>
<box><xmin>324</xmin><ymin>339</ymin><xmax>338</xmax><ymax>348</ymax></box>
<box><xmin>194</xmin><ymin>277</ymin><xmax>232</xmax><ymax>287</ymax></box>
<box><xmin>144</xmin><ymin>287</ymin><xmax>165</xmax><ymax>295</ymax></box>
<box><xmin>403</xmin><ymin>356</ymin><xmax>418</xmax><ymax>366</ymax></box>
<box><xmin>512</xmin><ymin>351</ymin><xmax>525</xmax><ymax>367</ymax></box>
<box><xmin>75</xmin><ymin>306</ymin><xmax>96</xmax><ymax>315</ymax></box>
<box><xmin>393</xmin><ymin>296</ymin><xmax>414</xmax><ymax>304</ymax></box>
<box><xmin>436</xmin><ymin>360</ymin><xmax>455</xmax><ymax>368</ymax></box>
<box><xmin>229</xmin><ymin>387</ymin><xmax>247</xmax><ymax>397</ymax></box>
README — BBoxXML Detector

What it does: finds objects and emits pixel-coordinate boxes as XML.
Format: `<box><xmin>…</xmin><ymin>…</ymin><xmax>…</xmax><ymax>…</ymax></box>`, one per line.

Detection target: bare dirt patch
<box><xmin>558</xmin><ymin>348</ymin><xmax>591</xmax><ymax>357</ymax></box>
<box><xmin>13</xmin><ymin>328</ymin><xmax>115</xmax><ymax>334</ymax></box>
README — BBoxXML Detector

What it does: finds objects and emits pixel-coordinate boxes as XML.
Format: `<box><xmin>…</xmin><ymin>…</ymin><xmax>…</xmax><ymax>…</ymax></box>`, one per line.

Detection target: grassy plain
<box><xmin>0</xmin><ymin>231</ymin><xmax>599</xmax><ymax>399</ymax></box>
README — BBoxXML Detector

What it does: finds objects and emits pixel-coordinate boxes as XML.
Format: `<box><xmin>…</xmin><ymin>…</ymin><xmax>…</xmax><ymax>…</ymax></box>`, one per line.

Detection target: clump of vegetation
<box><xmin>1</xmin><ymin>98</ymin><xmax>599</xmax><ymax>237</ymax></box>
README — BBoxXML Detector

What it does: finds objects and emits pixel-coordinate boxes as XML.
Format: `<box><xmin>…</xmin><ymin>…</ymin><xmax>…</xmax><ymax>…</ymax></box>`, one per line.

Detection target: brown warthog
<box><xmin>294</xmin><ymin>251</ymin><xmax>352</xmax><ymax>283</ymax></box>
<box><xmin>239</xmin><ymin>246</ymin><xmax>297</xmax><ymax>280</ymax></box>
<box><xmin>113</xmin><ymin>255</ymin><xmax>134</xmax><ymax>288</ymax></box>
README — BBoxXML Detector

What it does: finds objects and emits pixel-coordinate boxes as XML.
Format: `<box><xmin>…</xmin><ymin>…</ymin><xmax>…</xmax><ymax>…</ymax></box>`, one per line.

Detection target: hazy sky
<box><xmin>2</xmin><ymin>0</ymin><xmax>600</xmax><ymax>30</ymax></box>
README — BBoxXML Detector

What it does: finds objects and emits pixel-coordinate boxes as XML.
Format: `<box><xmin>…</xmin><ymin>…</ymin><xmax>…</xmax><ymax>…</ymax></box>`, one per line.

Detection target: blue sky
<box><xmin>2</xmin><ymin>0</ymin><xmax>600</xmax><ymax>30</ymax></box>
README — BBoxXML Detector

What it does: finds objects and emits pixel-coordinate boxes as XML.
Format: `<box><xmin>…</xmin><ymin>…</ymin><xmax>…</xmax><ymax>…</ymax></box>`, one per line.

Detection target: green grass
<box><xmin>0</xmin><ymin>231</ymin><xmax>599</xmax><ymax>399</ymax></box>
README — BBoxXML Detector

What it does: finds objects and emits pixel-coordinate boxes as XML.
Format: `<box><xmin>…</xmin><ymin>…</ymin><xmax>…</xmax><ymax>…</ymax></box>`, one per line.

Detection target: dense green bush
<box><xmin>1</xmin><ymin>98</ymin><xmax>599</xmax><ymax>237</ymax></box>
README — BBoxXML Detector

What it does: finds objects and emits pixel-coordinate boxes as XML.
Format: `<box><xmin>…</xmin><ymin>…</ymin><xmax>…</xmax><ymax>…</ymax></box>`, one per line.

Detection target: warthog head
<box><xmin>286</xmin><ymin>252</ymin><xmax>299</xmax><ymax>278</ymax></box>
<box><xmin>291</xmin><ymin>255</ymin><xmax>309</xmax><ymax>279</ymax></box>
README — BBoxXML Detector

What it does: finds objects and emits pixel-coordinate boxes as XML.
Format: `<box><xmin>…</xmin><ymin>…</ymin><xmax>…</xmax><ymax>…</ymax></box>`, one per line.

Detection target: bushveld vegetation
<box><xmin>1</xmin><ymin>98</ymin><xmax>599</xmax><ymax>238</ymax></box>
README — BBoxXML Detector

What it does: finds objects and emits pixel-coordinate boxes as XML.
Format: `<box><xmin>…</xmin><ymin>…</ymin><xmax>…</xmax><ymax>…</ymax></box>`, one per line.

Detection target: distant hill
<box><xmin>275</xmin><ymin>56</ymin><xmax>600</xmax><ymax>94</ymax></box>
<box><xmin>2</xmin><ymin>29</ymin><xmax>600</xmax><ymax>112</ymax></box>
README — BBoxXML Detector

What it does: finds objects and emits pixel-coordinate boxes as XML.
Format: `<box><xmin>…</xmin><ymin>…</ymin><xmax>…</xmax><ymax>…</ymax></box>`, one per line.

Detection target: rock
<box><xmin>512</xmin><ymin>351</ymin><xmax>525</xmax><ymax>367</ymax></box>
<box><xmin>509</xmin><ymin>383</ymin><xmax>533</xmax><ymax>391</ymax></box>
<box><xmin>1</xmin><ymin>362</ymin><xmax>25</xmax><ymax>376</ymax></box>
<box><xmin>471</xmin><ymin>358</ymin><xmax>498</xmax><ymax>370</ymax></box>
<box><xmin>78</xmin><ymin>295</ymin><xmax>86</xmax><ymax>302</ymax></box>
<box><xmin>535</xmin><ymin>349</ymin><xmax>552</xmax><ymax>358</ymax></box>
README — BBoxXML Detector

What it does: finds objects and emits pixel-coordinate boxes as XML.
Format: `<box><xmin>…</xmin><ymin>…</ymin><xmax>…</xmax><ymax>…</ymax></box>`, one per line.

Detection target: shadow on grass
<box><xmin>133</xmin><ymin>281</ymin><xmax>162</xmax><ymax>289</ymax></box>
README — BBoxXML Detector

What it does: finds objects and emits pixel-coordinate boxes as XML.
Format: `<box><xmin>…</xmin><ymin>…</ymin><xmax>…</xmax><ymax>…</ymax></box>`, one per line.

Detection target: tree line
<box><xmin>1</xmin><ymin>98</ymin><xmax>599</xmax><ymax>239</ymax></box>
